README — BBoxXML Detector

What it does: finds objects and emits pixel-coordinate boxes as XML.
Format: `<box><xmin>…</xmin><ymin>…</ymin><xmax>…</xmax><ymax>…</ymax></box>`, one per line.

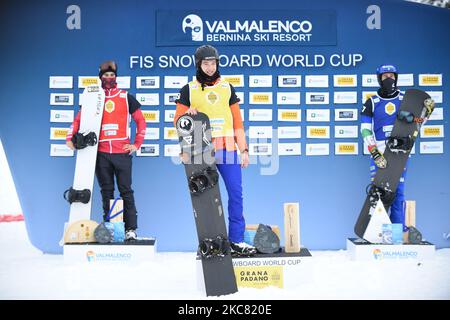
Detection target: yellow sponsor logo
<box><xmin>223</xmin><ymin>76</ymin><xmax>242</xmax><ymax>86</ymax></box>
<box><xmin>421</xmin><ymin>76</ymin><xmax>440</xmax><ymax>85</ymax></box>
<box><xmin>338</xmin><ymin>144</ymin><xmax>356</xmax><ymax>153</ymax></box>
<box><xmin>280</xmin><ymin>111</ymin><xmax>299</xmax><ymax>120</ymax></box>
<box><xmin>252</xmin><ymin>94</ymin><xmax>270</xmax><ymax>103</ymax></box>
<box><xmin>309</xmin><ymin>128</ymin><xmax>327</xmax><ymax>137</ymax></box>
<box><xmin>81</xmin><ymin>78</ymin><xmax>99</xmax><ymax>87</ymax></box>
<box><xmin>166</xmin><ymin>128</ymin><xmax>178</xmax><ymax>139</ymax></box>
<box><xmin>142</xmin><ymin>111</ymin><xmax>157</xmax><ymax>122</ymax></box>
<box><xmin>234</xmin><ymin>266</ymin><xmax>283</xmax><ymax>289</ymax></box>
<box><xmin>104</xmin><ymin>100</ymin><xmax>115</xmax><ymax>113</ymax></box>
<box><xmin>385</xmin><ymin>102</ymin><xmax>396</xmax><ymax>115</ymax></box>
<box><xmin>337</xmin><ymin>76</ymin><xmax>355</xmax><ymax>86</ymax></box>
<box><xmin>53</xmin><ymin>129</ymin><xmax>69</xmax><ymax>138</ymax></box>
<box><xmin>207</xmin><ymin>91</ymin><xmax>218</xmax><ymax>104</ymax></box>
<box><xmin>423</xmin><ymin>127</ymin><xmax>441</xmax><ymax>136</ymax></box>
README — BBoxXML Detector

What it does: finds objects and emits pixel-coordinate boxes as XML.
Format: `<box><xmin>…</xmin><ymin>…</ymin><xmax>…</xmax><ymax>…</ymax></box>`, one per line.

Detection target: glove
<box><xmin>424</xmin><ymin>98</ymin><xmax>435</xmax><ymax>118</ymax></box>
<box><xmin>368</xmin><ymin>145</ymin><xmax>387</xmax><ymax>169</ymax></box>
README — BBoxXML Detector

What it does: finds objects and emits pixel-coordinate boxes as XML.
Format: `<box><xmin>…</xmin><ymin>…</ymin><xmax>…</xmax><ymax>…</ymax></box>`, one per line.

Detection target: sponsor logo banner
<box><xmin>334</xmin><ymin>109</ymin><xmax>358</xmax><ymax>121</ymax></box>
<box><xmin>419</xmin><ymin>141</ymin><xmax>443</xmax><ymax>154</ymax></box>
<box><xmin>278</xmin><ymin>126</ymin><xmax>301</xmax><ymax>139</ymax></box>
<box><xmin>333</xmin><ymin>75</ymin><xmax>357</xmax><ymax>87</ymax></box>
<box><xmin>50</xmin><ymin>110</ymin><xmax>74</xmax><ymax>123</ymax></box>
<box><xmin>362</xmin><ymin>74</ymin><xmax>379</xmax><ymax>87</ymax></box>
<box><xmin>136</xmin><ymin>76</ymin><xmax>160</xmax><ymax>89</ymax></box>
<box><xmin>249</xmin><ymin>143</ymin><xmax>272</xmax><ymax>155</ymax></box>
<box><xmin>164</xmin><ymin>76</ymin><xmax>188</xmax><ymax>89</ymax></box>
<box><xmin>164</xmin><ymin>127</ymin><xmax>179</xmax><ymax>140</ymax></box>
<box><xmin>306</xmin><ymin>126</ymin><xmax>329</xmax><ymax>138</ymax></box>
<box><xmin>419</xmin><ymin>74</ymin><xmax>442</xmax><ymax>86</ymax></box>
<box><xmin>164</xmin><ymin>144</ymin><xmax>181</xmax><ymax>157</ymax></box>
<box><xmin>78</xmin><ymin>76</ymin><xmax>100</xmax><ymax>88</ymax></box>
<box><xmin>142</xmin><ymin>110</ymin><xmax>160</xmax><ymax>123</ymax></box>
<box><xmin>136</xmin><ymin>93</ymin><xmax>160</xmax><ymax>106</ymax></box>
<box><xmin>334</xmin><ymin>91</ymin><xmax>357</xmax><ymax>104</ymax></box>
<box><xmin>236</xmin><ymin>92</ymin><xmax>245</xmax><ymax>104</ymax></box>
<box><xmin>334</xmin><ymin>125</ymin><xmax>358</xmax><ymax>138</ymax></box>
<box><xmin>50</xmin><ymin>93</ymin><xmax>74</xmax><ymax>106</ymax></box>
<box><xmin>278</xmin><ymin>142</ymin><xmax>301</xmax><ymax>156</ymax></box>
<box><xmin>305</xmin><ymin>92</ymin><xmax>329</xmax><ymax>104</ymax></box>
<box><xmin>305</xmin><ymin>143</ymin><xmax>329</xmax><ymax>155</ymax></box>
<box><xmin>144</xmin><ymin>127</ymin><xmax>160</xmax><ymax>140</ymax></box>
<box><xmin>278</xmin><ymin>75</ymin><xmax>301</xmax><ymax>88</ymax></box>
<box><xmin>49</xmin><ymin>76</ymin><xmax>73</xmax><ymax>89</ymax></box>
<box><xmin>116</xmin><ymin>76</ymin><xmax>130</xmax><ymax>89</ymax></box>
<box><xmin>305</xmin><ymin>75</ymin><xmax>329</xmax><ymax>88</ymax></box>
<box><xmin>137</xmin><ymin>144</ymin><xmax>160</xmax><ymax>157</ymax></box>
<box><xmin>50</xmin><ymin>144</ymin><xmax>74</xmax><ymax>157</ymax></box>
<box><xmin>335</xmin><ymin>142</ymin><xmax>358</xmax><ymax>155</ymax></box>
<box><xmin>164</xmin><ymin>93</ymin><xmax>180</xmax><ymax>105</ymax></box>
<box><xmin>156</xmin><ymin>10</ymin><xmax>337</xmax><ymax>46</ymax></box>
<box><xmin>426</xmin><ymin>91</ymin><xmax>443</xmax><ymax>104</ymax></box>
<box><xmin>164</xmin><ymin>110</ymin><xmax>176</xmax><ymax>122</ymax></box>
<box><xmin>277</xmin><ymin>92</ymin><xmax>301</xmax><ymax>105</ymax></box>
<box><xmin>420</xmin><ymin>125</ymin><xmax>444</xmax><ymax>138</ymax></box>
<box><xmin>428</xmin><ymin>108</ymin><xmax>443</xmax><ymax>121</ymax></box>
<box><xmin>249</xmin><ymin>109</ymin><xmax>273</xmax><ymax>121</ymax></box>
<box><xmin>249</xmin><ymin>126</ymin><xmax>273</xmax><ymax>139</ymax></box>
<box><xmin>306</xmin><ymin>109</ymin><xmax>330</xmax><ymax>122</ymax></box>
<box><xmin>362</xmin><ymin>91</ymin><xmax>377</xmax><ymax>103</ymax></box>
<box><xmin>249</xmin><ymin>75</ymin><xmax>273</xmax><ymax>88</ymax></box>
<box><xmin>249</xmin><ymin>92</ymin><xmax>273</xmax><ymax>104</ymax></box>
<box><xmin>278</xmin><ymin>109</ymin><xmax>301</xmax><ymax>122</ymax></box>
<box><xmin>50</xmin><ymin>127</ymin><xmax>70</xmax><ymax>140</ymax></box>
<box><xmin>397</xmin><ymin>74</ymin><xmax>414</xmax><ymax>87</ymax></box>
<box><xmin>222</xmin><ymin>74</ymin><xmax>244</xmax><ymax>87</ymax></box>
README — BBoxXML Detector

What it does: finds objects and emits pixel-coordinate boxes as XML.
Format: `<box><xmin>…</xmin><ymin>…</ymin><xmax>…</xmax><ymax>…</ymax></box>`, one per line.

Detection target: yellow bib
<box><xmin>189</xmin><ymin>80</ymin><xmax>234</xmax><ymax>138</ymax></box>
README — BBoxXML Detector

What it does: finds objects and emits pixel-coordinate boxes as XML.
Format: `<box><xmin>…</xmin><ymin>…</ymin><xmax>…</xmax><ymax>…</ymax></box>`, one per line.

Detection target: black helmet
<box><xmin>98</xmin><ymin>60</ymin><xmax>118</xmax><ymax>78</ymax></box>
<box><xmin>194</xmin><ymin>45</ymin><xmax>219</xmax><ymax>67</ymax></box>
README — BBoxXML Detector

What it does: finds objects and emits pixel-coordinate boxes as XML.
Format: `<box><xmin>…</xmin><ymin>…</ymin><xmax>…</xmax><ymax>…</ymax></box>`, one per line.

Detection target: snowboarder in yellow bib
<box><xmin>174</xmin><ymin>45</ymin><xmax>256</xmax><ymax>255</ymax></box>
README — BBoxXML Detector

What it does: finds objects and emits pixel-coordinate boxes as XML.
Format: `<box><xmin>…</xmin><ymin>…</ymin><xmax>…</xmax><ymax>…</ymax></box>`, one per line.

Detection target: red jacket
<box><xmin>66</xmin><ymin>88</ymin><xmax>146</xmax><ymax>153</ymax></box>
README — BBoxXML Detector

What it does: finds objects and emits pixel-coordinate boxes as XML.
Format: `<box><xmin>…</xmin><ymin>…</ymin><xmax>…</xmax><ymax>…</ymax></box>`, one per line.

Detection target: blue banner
<box><xmin>156</xmin><ymin>10</ymin><xmax>337</xmax><ymax>46</ymax></box>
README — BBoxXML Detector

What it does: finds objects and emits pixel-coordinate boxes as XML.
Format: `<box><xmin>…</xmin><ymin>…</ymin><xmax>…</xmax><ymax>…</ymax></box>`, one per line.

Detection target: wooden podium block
<box><xmin>284</xmin><ymin>203</ymin><xmax>300</xmax><ymax>253</ymax></box>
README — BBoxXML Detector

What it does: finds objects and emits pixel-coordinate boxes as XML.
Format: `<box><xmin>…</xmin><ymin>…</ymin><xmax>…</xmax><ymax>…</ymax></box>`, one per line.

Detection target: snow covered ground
<box><xmin>1</xmin><ymin>221</ymin><xmax>449</xmax><ymax>300</ymax></box>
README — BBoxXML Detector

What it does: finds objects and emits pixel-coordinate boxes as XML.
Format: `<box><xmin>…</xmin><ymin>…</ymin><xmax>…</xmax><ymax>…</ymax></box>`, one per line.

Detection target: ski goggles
<box><xmin>397</xmin><ymin>110</ymin><xmax>415</xmax><ymax>123</ymax></box>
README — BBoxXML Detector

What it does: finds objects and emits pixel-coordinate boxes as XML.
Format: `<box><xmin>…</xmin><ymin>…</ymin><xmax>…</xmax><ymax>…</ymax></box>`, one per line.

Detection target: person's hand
<box><xmin>66</xmin><ymin>140</ymin><xmax>75</xmax><ymax>150</ymax></box>
<box><xmin>185</xmin><ymin>108</ymin><xmax>198</xmax><ymax>115</ymax></box>
<box><xmin>123</xmin><ymin>144</ymin><xmax>138</xmax><ymax>154</ymax></box>
<box><xmin>369</xmin><ymin>145</ymin><xmax>387</xmax><ymax>169</ymax></box>
<box><xmin>179</xmin><ymin>152</ymin><xmax>190</xmax><ymax>164</ymax></box>
<box><xmin>240</xmin><ymin>150</ymin><xmax>249</xmax><ymax>168</ymax></box>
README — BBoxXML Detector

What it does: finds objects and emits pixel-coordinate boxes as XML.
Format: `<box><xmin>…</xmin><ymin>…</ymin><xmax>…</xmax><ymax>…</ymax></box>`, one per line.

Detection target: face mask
<box><xmin>381</xmin><ymin>77</ymin><xmax>396</xmax><ymax>95</ymax></box>
<box><xmin>101</xmin><ymin>77</ymin><xmax>117</xmax><ymax>89</ymax></box>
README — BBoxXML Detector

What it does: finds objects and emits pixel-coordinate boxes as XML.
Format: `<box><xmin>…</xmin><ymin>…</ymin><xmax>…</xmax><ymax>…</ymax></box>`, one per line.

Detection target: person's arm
<box><xmin>173</xmin><ymin>84</ymin><xmax>192</xmax><ymax>126</ymax></box>
<box><xmin>360</xmin><ymin>98</ymin><xmax>386</xmax><ymax>168</ymax></box>
<box><xmin>229</xmin><ymin>84</ymin><xmax>248</xmax><ymax>167</ymax></box>
<box><xmin>124</xmin><ymin>94</ymin><xmax>144</xmax><ymax>153</ymax></box>
<box><xmin>66</xmin><ymin>109</ymin><xmax>81</xmax><ymax>150</ymax></box>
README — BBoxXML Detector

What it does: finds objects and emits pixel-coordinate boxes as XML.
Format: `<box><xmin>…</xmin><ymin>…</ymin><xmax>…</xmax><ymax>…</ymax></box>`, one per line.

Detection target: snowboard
<box><xmin>176</xmin><ymin>112</ymin><xmax>238</xmax><ymax>297</ymax></box>
<box><xmin>65</xmin><ymin>86</ymin><xmax>105</xmax><ymax>223</ymax></box>
<box><xmin>354</xmin><ymin>89</ymin><xmax>434</xmax><ymax>240</ymax></box>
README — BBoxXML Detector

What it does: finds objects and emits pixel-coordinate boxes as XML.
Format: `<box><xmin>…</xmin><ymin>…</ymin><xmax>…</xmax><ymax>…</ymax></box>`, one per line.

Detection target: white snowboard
<box><xmin>363</xmin><ymin>199</ymin><xmax>392</xmax><ymax>243</ymax></box>
<box><xmin>68</xmin><ymin>86</ymin><xmax>105</xmax><ymax>222</ymax></box>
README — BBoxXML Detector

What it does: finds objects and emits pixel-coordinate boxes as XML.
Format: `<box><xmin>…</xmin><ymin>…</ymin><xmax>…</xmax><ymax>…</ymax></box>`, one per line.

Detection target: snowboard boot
<box><xmin>125</xmin><ymin>229</ymin><xmax>137</xmax><ymax>241</ymax></box>
<box><xmin>230</xmin><ymin>242</ymin><xmax>257</xmax><ymax>256</ymax></box>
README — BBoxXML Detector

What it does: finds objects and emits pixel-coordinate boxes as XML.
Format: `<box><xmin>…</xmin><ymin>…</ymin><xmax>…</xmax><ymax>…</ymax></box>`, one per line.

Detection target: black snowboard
<box><xmin>176</xmin><ymin>112</ymin><xmax>238</xmax><ymax>297</ymax></box>
<box><xmin>355</xmin><ymin>89</ymin><xmax>433</xmax><ymax>239</ymax></box>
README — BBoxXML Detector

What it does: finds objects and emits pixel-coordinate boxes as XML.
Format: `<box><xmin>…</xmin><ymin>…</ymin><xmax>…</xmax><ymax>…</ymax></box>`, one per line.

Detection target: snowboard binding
<box><xmin>386</xmin><ymin>136</ymin><xmax>414</xmax><ymax>153</ymax></box>
<box><xmin>188</xmin><ymin>167</ymin><xmax>219</xmax><ymax>195</ymax></box>
<box><xmin>198</xmin><ymin>236</ymin><xmax>230</xmax><ymax>259</ymax></box>
<box><xmin>71</xmin><ymin>132</ymin><xmax>98</xmax><ymax>150</ymax></box>
<box><xmin>366</xmin><ymin>183</ymin><xmax>395</xmax><ymax>208</ymax></box>
<box><xmin>63</xmin><ymin>187</ymin><xmax>91</xmax><ymax>204</ymax></box>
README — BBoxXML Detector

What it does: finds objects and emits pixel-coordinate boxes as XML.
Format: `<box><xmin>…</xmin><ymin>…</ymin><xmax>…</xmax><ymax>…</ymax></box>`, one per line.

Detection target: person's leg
<box><xmin>389</xmin><ymin>165</ymin><xmax>408</xmax><ymax>231</ymax></box>
<box><xmin>95</xmin><ymin>152</ymin><xmax>115</xmax><ymax>221</ymax></box>
<box><xmin>112</xmin><ymin>153</ymin><xmax>138</xmax><ymax>231</ymax></box>
<box><xmin>215</xmin><ymin>150</ymin><xmax>245</xmax><ymax>243</ymax></box>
